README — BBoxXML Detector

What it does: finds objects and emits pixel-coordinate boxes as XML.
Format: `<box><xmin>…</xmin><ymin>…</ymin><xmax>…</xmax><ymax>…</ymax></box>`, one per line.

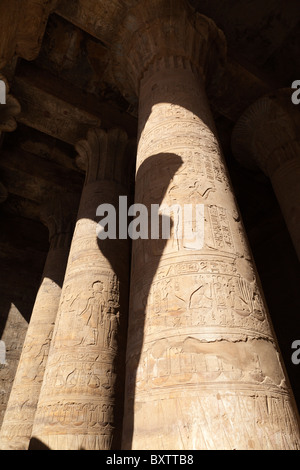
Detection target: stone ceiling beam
<box><xmin>11</xmin><ymin>64</ymin><xmax>137</xmax><ymax>144</ymax></box>
<box><xmin>55</xmin><ymin>0</ymin><xmax>131</xmax><ymax>46</ymax></box>
<box><xmin>12</xmin><ymin>77</ymin><xmax>101</xmax><ymax>145</ymax></box>
<box><xmin>0</xmin><ymin>148</ymin><xmax>83</xmax><ymax>203</ymax></box>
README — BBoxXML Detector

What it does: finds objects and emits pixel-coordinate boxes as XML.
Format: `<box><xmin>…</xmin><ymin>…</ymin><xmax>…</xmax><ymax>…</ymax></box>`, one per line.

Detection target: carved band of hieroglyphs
<box><xmin>124</xmin><ymin>391</ymin><xmax>299</xmax><ymax>450</ymax></box>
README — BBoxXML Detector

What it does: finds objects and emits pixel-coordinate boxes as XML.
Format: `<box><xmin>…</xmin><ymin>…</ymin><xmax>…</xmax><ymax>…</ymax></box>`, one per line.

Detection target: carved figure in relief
<box><xmin>104</xmin><ymin>301</ymin><xmax>119</xmax><ymax>350</ymax></box>
<box><xmin>228</xmin><ymin>277</ymin><xmax>251</xmax><ymax>316</ymax></box>
<box><xmin>214</xmin><ymin>276</ymin><xmax>228</xmax><ymax>308</ymax></box>
<box><xmin>167</xmin><ymin>178</ymin><xmax>215</xmax><ymax>204</ymax></box>
<box><xmin>51</xmin><ymin>284</ymin><xmax>80</xmax><ymax>344</ymax></box>
<box><xmin>101</xmin><ymin>368</ymin><xmax>115</xmax><ymax>393</ymax></box>
<box><xmin>189</xmin><ymin>281</ymin><xmax>213</xmax><ymax>309</ymax></box>
<box><xmin>78</xmin><ymin>281</ymin><xmax>105</xmax><ymax>346</ymax></box>
<box><xmin>61</xmin><ymin>284</ymin><xmax>79</xmax><ymax>310</ymax></box>
<box><xmin>108</xmin><ymin>274</ymin><xmax>120</xmax><ymax>305</ymax></box>
<box><xmin>20</xmin><ymin>330</ymin><xmax>53</xmax><ymax>382</ymax></box>
<box><xmin>251</xmin><ymin>290</ymin><xmax>265</xmax><ymax>321</ymax></box>
<box><xmin>150</xmin><ymin>279</ymin><xmax>170</xmax><ymax>314</ymax></box>
<box><xmin>87</xmin><ymin>363</ymin><xmax>101</xmax><ymax>390</ymax></box>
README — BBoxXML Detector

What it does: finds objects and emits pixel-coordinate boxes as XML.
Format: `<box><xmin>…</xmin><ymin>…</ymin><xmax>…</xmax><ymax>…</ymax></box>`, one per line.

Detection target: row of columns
<box><xmin>0</xmin><ymin>192</ymin><xmax>78</xmax><ymax>450</ymax></box>
<box><xmin>0</xmin><ymin>0</ymin><xmax>299</xmax><ymax>450</ymax></box>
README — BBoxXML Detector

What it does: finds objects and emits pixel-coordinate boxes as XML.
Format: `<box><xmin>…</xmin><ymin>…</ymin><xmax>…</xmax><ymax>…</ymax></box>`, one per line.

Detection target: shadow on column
<box><xmin>99</xmin><ymin>152</ymin><xmax>182</xmax><ymax>449</ymax></box>
<box><xmin>29</xmin><ymin>438</ymin><xmax>50</xmax><ymax>451</ymax></box>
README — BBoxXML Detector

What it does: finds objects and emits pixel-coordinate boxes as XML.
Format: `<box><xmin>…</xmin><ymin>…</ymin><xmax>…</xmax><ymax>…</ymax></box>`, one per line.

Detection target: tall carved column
<box><xmin>232</xmin><ymin>90</ymin><xmax>300</xmax><ymax>261</ymax></box>
<box><xmin>112</xmin><ymin>0</ymin><xmax>300</xmax><ymax>450</ymax></box>
<box><xmin>0</xmin><ymin>192</ymin><xmax>77</xmax><ymax>450</ymax></box>
<box><xmin>30</xmin><ymin>128</ymin><xmax>133</xmax><ymax>450</ymax></box>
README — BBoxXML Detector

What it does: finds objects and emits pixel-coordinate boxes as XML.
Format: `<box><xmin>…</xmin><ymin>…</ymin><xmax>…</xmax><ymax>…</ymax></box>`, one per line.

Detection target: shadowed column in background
<box><xmin>0</xmin><ymin>191</ymin><xmax>78</xmax><ymax>450</ymax></box>
<box><xmin>232</xmin><ymin>89</ymin><xmax>300</xmax><ymax>261</ymax></box>
<box><xmin>30</xmin><ymin>127</ymin><xmax>134</xmax><ymax>450</ymax></box>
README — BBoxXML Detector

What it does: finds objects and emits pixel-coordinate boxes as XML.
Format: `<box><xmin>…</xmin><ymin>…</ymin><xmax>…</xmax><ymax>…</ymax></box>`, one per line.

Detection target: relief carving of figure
<box><xmin>189</xmin><ymin>280</ymin><xmax>213</xmax><ymax>309</ymax></box>
<box><xmin>78</xmin><ymin>281</ymin><xmax>105</xmax><ymax>346</ymax></box>
<box><xmin>104</xmin><ymin>301</ymin><xmax>119</xmax><ymax>351</ymax></box>
<box><xmin>228</xmin><ymin>277</ymin><xmax>252</xmax><ymax>317</ymax></box>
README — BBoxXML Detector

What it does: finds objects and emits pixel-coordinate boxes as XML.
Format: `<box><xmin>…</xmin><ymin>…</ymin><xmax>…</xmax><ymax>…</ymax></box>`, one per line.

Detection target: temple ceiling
<box><xmin>0</xmin><ymin>0</ymin><xmax>299</xmax><ymax>225</ymax></box>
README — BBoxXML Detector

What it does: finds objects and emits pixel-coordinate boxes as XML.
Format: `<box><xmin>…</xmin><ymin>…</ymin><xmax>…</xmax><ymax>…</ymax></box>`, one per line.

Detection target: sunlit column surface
<box><xmin>30</xmin><ymin>128</ymin><xmax>134</xmax><ymax>450</ymax></box>
<box><xmin>112</xmin><ymin>0</ymin><xmax>300</xmax><ymax>450</ymax></box>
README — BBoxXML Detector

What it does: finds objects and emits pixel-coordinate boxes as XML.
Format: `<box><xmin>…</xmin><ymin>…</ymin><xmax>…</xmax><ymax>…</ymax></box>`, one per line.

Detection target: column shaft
<box><xmin>0</xmin><ymin>194</ymin><xmax>76</xmax><ymax>450</ymax></box>
<box><xmin>123</xmin><ymin>60</ymin><xmax>300</xmax><ymax>450</ymax></box>
<box><xmin>30</xmin><ymin>128</ymin><xmax>132</xmax><ymax>450</ymax></box>
<box><xmin>232</xmin><ymin>90</ymin><xmax>300</xmax><ymax>261</ymax></box>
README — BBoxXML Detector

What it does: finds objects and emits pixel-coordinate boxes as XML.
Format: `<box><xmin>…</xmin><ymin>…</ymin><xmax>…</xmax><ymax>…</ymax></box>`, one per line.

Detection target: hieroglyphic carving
<box><xmin>114</xmin><ymin>1</ymin><xmax>300</xmax><ymax>450</ymax></box>
<box><xmin>30</xmin><ymin>128</ymin><xmax>134</xmax><ymax>450</ymax></box>
<box><xmin>132</xmin><ymin>336</ymin><xmax>286</xmax><ymax>392</ymax></box>
<box><xmin>0</xmin><ymin>192</ymin><xmax>77</xmax><ymax>450</ymax></box>
<box><xmin>130</xmin><ymin>255</ymin><xmax>270</xmax><ymax>346</ymax></box>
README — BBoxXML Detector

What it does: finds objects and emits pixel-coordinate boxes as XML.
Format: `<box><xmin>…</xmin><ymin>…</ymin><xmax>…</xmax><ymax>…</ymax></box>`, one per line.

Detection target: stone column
<box><xmin>0</xmin><ymin>192</ymin><xmax>77</xmax><ymax>450</ymax></box>
<box><xmin>232</xmin><ymin>89</ymin><xmax>300</xmax><ymax>261</ymax></box>
<box><xmin>30</xmin><ymin>128</ymin><xmax>133</xmax><ymax>450</ymax></box>
<box><xmin>112</xmin><ymin>0</ymin><xmax>300</xmax><ymax>450</ymax></box>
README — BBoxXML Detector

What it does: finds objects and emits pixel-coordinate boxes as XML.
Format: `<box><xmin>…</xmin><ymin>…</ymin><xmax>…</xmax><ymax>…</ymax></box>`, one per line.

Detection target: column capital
<box><xmin>0</xmin><ymin>0</ymin><xmax>59</xmax><ymax>69</ymax></box>
<box><xmin>15</xmin><ymin>0</ymin><xmax>59</xmax><ymax>61</ymax></box>
<box><xmin>111</xmin><ymin>0</ymin><xmax>226</xmax><ymax>105</ymax></box>
<box><xmin>0</xmin><ymin>74</ymin><xmax>21</xmax><ymax>133</ymax></box>
<box><xmin>0</xmin><ymin>181</ymin><xmax>7</xmax><ymax>203</ymax></box>
<box><xmin>75</xmin><ymin>127</ymin><xmax>135</xmax><ymax>189</ymax></box>
<box><xmin>232</xmin><ymin>88</ymin><xmax>300</xmax><ymax>177</ymax></box>
<box><xmin>40</xmin><ymin>191</ymin><xmax>78</xmax><ymax>247</ymax></box>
